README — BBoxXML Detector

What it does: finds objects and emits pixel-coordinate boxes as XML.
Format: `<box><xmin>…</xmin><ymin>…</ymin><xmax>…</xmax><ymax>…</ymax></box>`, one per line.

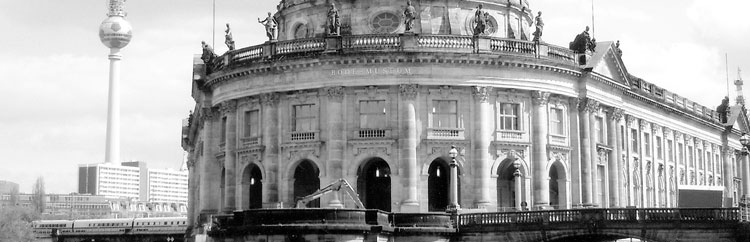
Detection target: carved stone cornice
<box><xmin>608</xmin><ymin>107</ymin><xmax>624</xmax><ymax>121</ymax></box>
<box><xmin>399</xmin><ymin>84</ymin><xmax>418</xmax><ymax>100</ymax></box>
<box><xmin>472</xmin><ymin>86</ymin><xmax>492</xmax><ymax>103</ymax></box>
<box><xmin>531</xmin><ymin>91</ymin><xmax>550</xmax><ymax>105</ymax></box>
<box><xmin>639</xmin><ymin>120</ymin><xmax>649</xmax><ymax>131</ymax></box>
<box><xmin>260</xmin><ymin>92</ymin><xmax>280</xmax><ymax>107</ymax></box>
<box><xmin>651</xmin><ymin>123</ymin><xmax>659</xmax><ymax>134</ymax></box>
<box><xmin>219</xmin><ymin>100</ymin><xmax>238</xmax><ymax>115</ymax></box>
<box><xmin>662</xmin><ymin>127</ymin><xmax>672</xmax><ymax>137</ymax></box>
<box><xmin>325</xmin><ymin>86</ymin><xmax>345</xmax><ymax>101</ymax></box>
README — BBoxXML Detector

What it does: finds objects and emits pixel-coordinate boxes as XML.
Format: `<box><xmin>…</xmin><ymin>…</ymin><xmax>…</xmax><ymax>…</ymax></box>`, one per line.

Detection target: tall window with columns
<box><xmin>549</xmin><ymin>107</ymin><xmax>564</xmax><ymax>135</ymax></box>
<box><xmin>292</xmin><ymin>104</ymin><xmax>317</xmax><ymax>131</ymax></box>
<box><xmin>432</xmin><ymin>100</ymin><xmax>458</xmax><ymax>128</ymax></box>
<box><xmin>359</xmin><ymin>100</ymin><xmax>386</xmax><ymax>129</ymax></box>
<box><xmin>498</xmin><ymin>103</ymin><xmax>520</xmax><ymax>130</ymax></box>
<box><xmin>244</xmin><ymin>110</ymin><xmax>260</xmax><ymax>137</ymax></box>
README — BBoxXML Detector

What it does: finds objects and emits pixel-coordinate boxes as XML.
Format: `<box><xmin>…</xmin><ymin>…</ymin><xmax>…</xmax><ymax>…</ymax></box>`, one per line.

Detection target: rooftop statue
<box><xmin>258</xmin><ymin>12</ymin><xmax>278</xmax><ymax>41</ymax></box>
<box><xmin>532</xmin><ymin>11</ymin><xmax>543</xmax><ymax>42</ymax></box>
<box><xmin>717</xmin><ymin>96</ymin><xmax>730</xmax><ymax>123</ymax></box>
<box><xmin>327</xmin><ymin>3</ymin><xmax>341</xmax><ymax>36</ymax></box>
<box><xmin>201</xmin><ymin>41</ymin><xmax>216</xmax><ymax>64</ymax></box>
<box><xmin>225</xmin><ymin>23</ymin><xmax>235</xmax><ymax>51</ymax></box>
<box><xmin>473</xmin><ymin>4</ymin><xmax>489</xmax><ymax>36</ymax></box>
<box><xmin>403</xmin><ymin>0</ymin><xmax>417</xmax><ymax>33</ymax></box>
<box><xmin>201</xmin><ymin>41</ymin><xmax>217</xmax><ymax>74</ymax></box>
<box><xmin>569</xmin><ymin>26</ymin><xmax>596</xmax><ymax>54</ymax></box>
<box><xmin>615</xmin><ymin>40</ymin><xmax>622</xmax><ymax>57</ymax></box>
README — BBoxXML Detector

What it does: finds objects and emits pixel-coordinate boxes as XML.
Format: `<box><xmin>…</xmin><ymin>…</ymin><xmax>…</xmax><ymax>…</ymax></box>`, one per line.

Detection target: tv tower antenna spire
<box><xmin>99</xmin><ymin>0</ymin><xmax>133</xmax><ymax>164</ymax></box>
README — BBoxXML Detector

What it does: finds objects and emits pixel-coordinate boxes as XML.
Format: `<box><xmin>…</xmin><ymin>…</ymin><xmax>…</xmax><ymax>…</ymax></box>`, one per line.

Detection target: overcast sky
<box><xmin>0</xmin><ymin>0</ymin><xmax>747</xmax><ymax>194</ymax></box>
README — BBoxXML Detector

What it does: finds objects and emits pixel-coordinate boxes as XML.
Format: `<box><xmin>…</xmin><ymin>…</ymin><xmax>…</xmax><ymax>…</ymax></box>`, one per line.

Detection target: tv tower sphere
<box><xmin>99</xmin><ymin>16</ymin><xmax>133</xmax><ymax>49</ymax></box>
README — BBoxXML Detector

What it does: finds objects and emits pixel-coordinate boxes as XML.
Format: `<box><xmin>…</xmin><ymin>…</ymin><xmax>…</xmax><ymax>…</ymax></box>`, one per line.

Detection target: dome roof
<box><xmin>99</xmin><ymin>16</ymin><xmax>133</xmax><ymax>49</ymax></box>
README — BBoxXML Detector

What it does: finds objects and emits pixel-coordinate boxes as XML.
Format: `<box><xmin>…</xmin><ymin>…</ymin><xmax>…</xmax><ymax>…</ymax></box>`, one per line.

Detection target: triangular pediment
<box><xmin>586</xmin><ymin>41</ymin><xmax>630</xmax><ymax>87</ymax></box>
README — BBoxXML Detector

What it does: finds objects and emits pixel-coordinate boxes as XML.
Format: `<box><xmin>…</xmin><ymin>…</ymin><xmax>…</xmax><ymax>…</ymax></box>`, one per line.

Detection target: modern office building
<box><xmin>181</xmin><ymin>0</ymin><xmax>749</xmax><ymax>240</ymax></box>
<box><xmin>78</xmin><ymin>161</ymin><xmax>188</xmax><ymax>204</ymax></box>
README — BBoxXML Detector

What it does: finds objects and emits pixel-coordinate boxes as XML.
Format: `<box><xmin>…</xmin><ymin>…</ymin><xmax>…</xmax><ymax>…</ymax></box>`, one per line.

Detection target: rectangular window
<box><xmin>360</xmin><ymin>100</ymin><xmax>386</xmax><ymax>129</ymax></box>
<box><xmin>292</xmin><ymin>104</ymin><xmax>317</xmax><ymax>131</ymax></box>
<box><xmin>432</xmin><ymin>100</ymin><xmax>458</xmax><ymax>128</ymax></box>
<box><xmin>595</xmin><ymin>117</ymin><xmax>604</xmax><ymax>144</ymax></box>
<box><xmin>220</xmin><ymin>117</ymin><xmax>227</xmax><ymax>141</ymax></box>
<box><xmin>244</xmin><ymin>110</ymin><xmax>260</xmax><ymax>137</ymax></box>
<box><xmin>620</xmin><ymin>126</ymin><xmax>626</xmax><ymax>150</ymax></box>
<box><xmin>688</xmin><ymin>146</ymin><xmax>694</xmax><ymax>168</ymax></box>
<box><xmin>644</xmin><ymin>133</ymin><xmax>651</xmax><ymax>156</ymax></box>
<box><xmin>631</xmin><ymin>129</ymin><xmax>638</xmax><ymax>153</ymax></box>
<box><xmin>667</xmin><ymin>140</ymin><xmax>674</xmax><ymax>162</ymax></box>
<box><xmin>656</xmin><ymin>136</ymin><xmax>663</xmax><ymax>159</ymax></box>
<box><xmin>549</xmin><ymin>108</ymin><xmax>565</xmax><ymax>135</ymax></box>
<box><xmin>678</xmin><ymin>143</ymin><xmax>684</xmax><ymax>165</ymax></box>
<box><xmin>498</xmin><ymin>103</ymin><xmax>520</xmax><ymax>130</ymax></box>
<box><xmin>698</xmin><ymin>149</ymin><xmax>704</xmax><ymax>170</ymax></box>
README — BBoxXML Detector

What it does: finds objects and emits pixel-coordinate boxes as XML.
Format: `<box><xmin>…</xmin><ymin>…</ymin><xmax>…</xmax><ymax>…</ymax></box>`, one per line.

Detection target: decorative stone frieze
<box><xmin>325</xmin><ymin>86</ymin><xmax>345</xmax><ymax>101</ymax></box>
<box><xmin>472</xmin><ymin>86</ymin><xmax>492</xmax><ymax>103</ymax></box>
<box><xmin>626</xmin><ymin>115</ymin><xmax>637</xmax><ymax>127</ymax></box>
<box><xmin>531</xmin><ymin>91</ymin><xmax>550</xmax><ymax>105</ymax></box>
<box><xmin>662</xmin><ymin>127</ymin><xmax>672</xmax><ymax>137</ymax></box>
<box><xmin>639</xmin><ymin>120</ymin><xmax>649</xmax><ymax>131</ymax></box>
<box><xmin>219</xmin><ymin>100</ymin><xmax>237</xmax><ymax>115</ymax></box>
<box><xmin>260</xmin><ymin>92</ymin><xmax>280</xmax><ymax>106</ymax></box>
<box><xmin>399</xmin><ymin>84</ymin><xmax>418</xmax><ymax>99</ymax></box>
<box><xmin>608</xmin><ymin>107</ymin><xmax>624</xmax><ymax>121</ymax></box>
<box><xmin>651</xmin><ymin>123</ymin><xmax>659</xmax><ymax>134</ymax></box>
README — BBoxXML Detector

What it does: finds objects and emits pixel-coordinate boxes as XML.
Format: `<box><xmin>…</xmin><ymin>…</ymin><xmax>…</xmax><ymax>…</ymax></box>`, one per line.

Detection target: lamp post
<box><xmin>513</xmin><ymin>157</ymin><xmax>523</xmax><ymax>211</ymax></box>
<box><xmin>447</xmin><ymin>145</ymin><xmax>461</xmax><ymax>213</ymax></box>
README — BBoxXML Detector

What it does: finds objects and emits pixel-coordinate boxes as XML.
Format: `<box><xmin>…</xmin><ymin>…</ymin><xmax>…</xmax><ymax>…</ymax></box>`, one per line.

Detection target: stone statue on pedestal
<box><xmin>258</xmin><ymin>12</ymin><xmax>278</xmax><ymax>41</ymax></box>
<box><xmin>327</xmin><ymin>3</ymin><xmax>340</xmax><ymax>36</ymax></box>
<box><xmin>201</xmin><ymin>41</ymin><xmax>216</xmax><ymax>64</ymax></box>
<box><xmin>569</xmin><ymin>26</ymin><xmax>596</xmax><ymax>54</ymax></box>
<box><xmin>225</xmin><ymin>23</ymin><xmax>235</xmax><ymax>51</ymax></box>
<box><xmin>532</xmin><ymin>11</ymin><xmax>543</xmax><ymax>42</ymax></box>
<box><xmin>473</xmin><ymin>4</ymin><xmax>488</xmax><ymax>36</ymax></box>
<box><xmin>403</xmin><ymin>0</ymin><xmax>416</xmax><ymax>33</ymax></box>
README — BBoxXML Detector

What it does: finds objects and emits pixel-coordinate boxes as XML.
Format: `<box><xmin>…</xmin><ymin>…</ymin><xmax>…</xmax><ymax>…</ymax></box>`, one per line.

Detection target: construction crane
<box><xmin>295</xmin><ymin>178</ymin><xmax>365</xmax><ymax>209</ymax></box>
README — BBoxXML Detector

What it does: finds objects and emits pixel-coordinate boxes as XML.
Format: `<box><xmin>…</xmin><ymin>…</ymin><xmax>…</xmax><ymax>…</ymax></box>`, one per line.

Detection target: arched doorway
<box><xmin>549</xmin><ymin>161</ymin><xmax>568</xmax><ymax>209</ymax></box>
<box><xmin>241</xmin><ymin>164</ymin><xmax>263</xmax><ymax>209</ymax></box>
<box><xmin>428</xmin><ymin>159</ymin><xmax>449</xmax><ymax>211</ymax></box>
<box><xmin>293</xmin><ymin>160</ymin><xmax>320</xmax><ymax>207</ymax></box>
<box><xmin>496</xmin><ymin>159</ymin><xmax>526</xmax><ymax>211</ymax></box>
<box><xmin>357</xmin><ymin>158</ymin><xmax>391</xmax><ymax>211</ymax></box>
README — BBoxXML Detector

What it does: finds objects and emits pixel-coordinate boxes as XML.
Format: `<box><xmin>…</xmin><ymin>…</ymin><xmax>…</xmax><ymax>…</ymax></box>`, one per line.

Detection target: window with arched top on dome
<box><xmin>293</xmin><ymin>23</ymin><xmax>308</xmax><ymax>39</ymax></box>
<box><xmin>371</xmin><ymin>12</ymin><xmax>401</xmax><ymax>34</ymax></box>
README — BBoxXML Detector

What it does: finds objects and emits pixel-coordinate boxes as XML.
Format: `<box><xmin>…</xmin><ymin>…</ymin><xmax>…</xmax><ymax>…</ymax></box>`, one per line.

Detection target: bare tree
<box><xmin>31</xmin><ymin>177</ymin><xmax>46</xmax><ymax>214</ymax></box>
<box><xmin>0</xmin><ymin>206</ymin><xmax>38</xmax><ymax>242</ymax></box>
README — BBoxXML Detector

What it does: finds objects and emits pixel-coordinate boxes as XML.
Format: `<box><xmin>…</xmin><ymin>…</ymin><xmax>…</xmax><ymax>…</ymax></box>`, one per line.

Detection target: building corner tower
<box><xmin>99</xmin><ymin>0</ymin><xmax>133</xmax><ymax>164</ymax></box>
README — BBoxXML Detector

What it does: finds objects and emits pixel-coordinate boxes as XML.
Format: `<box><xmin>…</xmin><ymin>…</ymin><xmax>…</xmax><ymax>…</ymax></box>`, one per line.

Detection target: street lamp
<box><xmin>447</xmin><ymin>145</ymin><xmax>461</xmax><ymax>213</ymax></box>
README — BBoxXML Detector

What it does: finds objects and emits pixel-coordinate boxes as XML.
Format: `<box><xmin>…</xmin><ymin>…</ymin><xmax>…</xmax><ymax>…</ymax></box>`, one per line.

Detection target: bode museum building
<box><xmin>181</xmin><ymin>0</ymin><xmax>750</xmax><ymax>240</ymax></box>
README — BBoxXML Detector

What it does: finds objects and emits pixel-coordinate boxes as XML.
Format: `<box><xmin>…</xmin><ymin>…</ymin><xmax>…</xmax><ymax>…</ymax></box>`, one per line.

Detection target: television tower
<box><xmin>99</xmin><ymin>0</ymin><xmax>133</xmax><ymax>164</ymax></box>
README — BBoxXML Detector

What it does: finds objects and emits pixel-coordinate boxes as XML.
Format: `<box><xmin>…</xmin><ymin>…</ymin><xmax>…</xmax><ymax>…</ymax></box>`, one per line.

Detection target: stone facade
<box><xmin>182</xmin><ymin>0</ymin><xmax>750</xmax><ymax>236</ymax></box>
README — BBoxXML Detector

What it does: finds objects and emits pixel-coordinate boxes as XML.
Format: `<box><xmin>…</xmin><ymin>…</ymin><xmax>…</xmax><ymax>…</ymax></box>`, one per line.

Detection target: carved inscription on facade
<box><xmin>330</xmin><ymin>67</ymin><xmax>412</xmax><ymax>76</ymax></box>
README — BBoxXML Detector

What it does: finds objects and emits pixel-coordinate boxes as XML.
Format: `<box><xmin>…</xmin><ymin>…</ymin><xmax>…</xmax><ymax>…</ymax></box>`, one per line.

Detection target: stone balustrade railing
<box><xmin>458</xmin><ymin>208</ymin><xmax>739</xmax><ymax>226</ymax></box>
<box><xmin>209</xmin><ymin>34</ymin><xmax>580</xmax><ymax>75</ymax></box>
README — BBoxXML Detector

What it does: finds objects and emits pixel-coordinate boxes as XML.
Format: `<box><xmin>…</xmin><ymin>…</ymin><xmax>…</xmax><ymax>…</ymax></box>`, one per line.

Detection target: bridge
<box><xmin>208</xmin><ymin>208</ymin><xmax>750</xmax><ymax>242</ymax></box>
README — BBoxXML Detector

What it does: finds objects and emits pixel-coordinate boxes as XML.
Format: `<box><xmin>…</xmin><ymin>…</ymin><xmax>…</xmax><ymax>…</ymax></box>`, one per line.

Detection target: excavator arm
<box><xmin>295</xmin><ymin>178</ymin><xmax>365</xmax><ymax>209</ymax></box>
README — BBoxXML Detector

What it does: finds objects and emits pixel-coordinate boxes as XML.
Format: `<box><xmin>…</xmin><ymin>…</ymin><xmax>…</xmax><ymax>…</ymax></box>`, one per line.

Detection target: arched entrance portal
<box><xmin>496</xmin><ymin>159</ymin><xmax>526</xmax><ymax>211</ymax></box>
<box><xmin>428</xmin><ymin>159</ymin><xmax>449</xmax><ymax>211</ymax></box>
<box><xmin>357</xmin><ymin>158</ymin><xmax>391</xmax><ymax>211</ymax></box>
<box><xmin>241</xmin><ymin>164</ymin><xmax>263</xmax><ymax>209</ymax></box>
<box><xmin>549</xmin><ymin>161</ymin><xmax>568</xmax><ymax>209</ymax></box>
<box><xmin>293</xmin><ymin>160</ymin><xmax>320</xmax><ymax>208</ymax></box>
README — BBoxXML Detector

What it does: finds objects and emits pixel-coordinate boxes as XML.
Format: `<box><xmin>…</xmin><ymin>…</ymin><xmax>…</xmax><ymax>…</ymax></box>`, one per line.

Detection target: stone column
<box><xmin>399</xmin><ymin>84</ymin><xmax>419</xmax><ymax>212</ymax></box>
<box><xmin>199</xmin><ymin>107</ymin><xmax>219</xmax><ymax>216</ymax></box>
<box><xmin>514</xmin><ymin>168</ymin><xmax>523</xmax><ymax>210</ymax></box>
<box><xmin>221</xmin><ymin>100</ymin><xmax>238</xmax><ymax>212</ymax></box>
<box><xmin>186</xmin><ymin>149</ymin><xmax>197</xmax><ymax>231</ymax></box>
<box><xmin>325</xmin><ymin>87</ymin><xmax>345</xmax><ymax>208</ymax></box>
<box><xmin>579</xmin><ymin>98</ymin><xmax>597</xmax><ymax>207</ymax></box>
<box><xmin>744</xmin><ymin>154</ymin><xmax>750</xmax><ymax>198</ymax></box>
<box><xmin>607</xmin><ymin>107</ymin><xmax>623</xmax><ymax>207</ymax></box>
<box><xmin>531</xmin><ymin>91</ymin><xmax>550</xmax><ymax>209</ymax></box>
<box><xmin>261</xmin><ymin>93</ymin><xmax>280</xmax><ymax>207</ymax></box>
<box><xmin>723</xmin><ymin>147</ymin><xmax>734</xmax><ymax>206</ymax></box>
<box><xmin>472</xmin><ymin>86</ymin><xmax>492</xmax><ymax>208</ymax></box>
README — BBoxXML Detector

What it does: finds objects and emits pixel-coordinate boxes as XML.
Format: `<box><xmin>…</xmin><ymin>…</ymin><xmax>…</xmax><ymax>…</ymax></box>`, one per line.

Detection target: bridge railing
<box><xmin>206</xmin><ymin>34</ymin><xmax>579</xmax><ymax>75</ymax></box>
<box><xmin>458</xmin><ymin>208</ymin><xmax>739</xmax><ymax>226</ymax></box>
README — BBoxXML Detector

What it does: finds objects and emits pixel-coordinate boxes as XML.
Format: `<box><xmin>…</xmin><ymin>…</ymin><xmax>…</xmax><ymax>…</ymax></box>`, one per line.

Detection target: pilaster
<box><xmin>578</xmin><ymin>97</ymin><xmax>598</xmax><ymax>207</ymax></box>
<box><xmin>325</xmin><ymin>87</ymin><xmax>345</xmax><ymax>208</ymax></box>
<box><xmin>607</xmin><ymin>107</ymin><xmax>623</xmax><ymax>207</ymax></box>
<box><xmin>531</xmin><ymin>91</ymin><xmax>550</xmax><ymax>209</ymax></box>
<box><xmin>221</xmin><ymin>100</ymin><xmax>238</xmax><ymax>212</ymax></box>
<box><xmin>261</xmin><ymin>93</ymin><xmax>280</xmax><ymax>207</ymax></box>
<box><xmin>472</xmin><ymin>86</ymin><xmax>492</xmax><ymax>208</ymax></box>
